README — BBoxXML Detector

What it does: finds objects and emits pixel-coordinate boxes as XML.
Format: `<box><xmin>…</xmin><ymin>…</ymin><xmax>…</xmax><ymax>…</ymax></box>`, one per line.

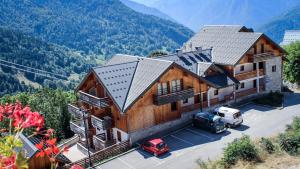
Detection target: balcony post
<box><xmin>256</xmin><ymin>62</ymin><xmax>259</xmax><ymax>93</ymax></box>
<box><xmin>207</xmin><ymin>88</ymin><xmax>211</xmax><ymax>107</ymax></box>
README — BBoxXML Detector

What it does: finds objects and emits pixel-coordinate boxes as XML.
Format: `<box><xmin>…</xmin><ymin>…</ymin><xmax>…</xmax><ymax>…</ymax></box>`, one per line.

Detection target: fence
<box><xmin>63</xmin><ymin>140</ymin><xmax>130</xmax><ymax>168</ymax></box>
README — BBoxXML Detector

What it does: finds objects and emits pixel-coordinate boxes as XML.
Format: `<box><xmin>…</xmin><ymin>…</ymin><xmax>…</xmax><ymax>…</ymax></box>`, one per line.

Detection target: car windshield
<box><xmin>214</xmin><ymin>118</ymin><xmax>223</xmax><ymax>125</ymax></box>
<box><xmin>233</xmin><ymin>112</ymin><xmax>241</xmax><ymax>119</ymax></box>
<box><xmin>156</xmin><ymin>142</ymin><xmax>166</xmax><ymax>149</ymax></box>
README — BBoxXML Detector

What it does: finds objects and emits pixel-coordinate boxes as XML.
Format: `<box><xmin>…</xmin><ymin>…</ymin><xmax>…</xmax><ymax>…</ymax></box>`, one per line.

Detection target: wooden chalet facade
<box><xmin>68</xmin><ymin>56</ymin><xmax>217</xmax><ymax>154</ymax></box>
<box><xmin>67</xmin><ymin>25</ymin><xmax>285</xmax><ymax>157</ymax></box>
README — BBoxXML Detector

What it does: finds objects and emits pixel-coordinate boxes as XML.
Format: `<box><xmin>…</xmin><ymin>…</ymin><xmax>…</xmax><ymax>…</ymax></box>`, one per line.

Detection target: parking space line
<box><xmin>170</xmin><ymin>135</ymin><xmax>194</xmax><ymax>146</ymax></box>
<box><xmin>118</xmin><ymin>157</ymin><xmax>136</xmax><ymax>169</ymax></box>
<box><xmin>162</xmin><ymin>126</ymin><xmax>188</xmax><ymax>138</ymax></box>
<box><xmin>185</xmin><ymin>128</ymin><xmax>214</xmax><ymax>141</ymax></box>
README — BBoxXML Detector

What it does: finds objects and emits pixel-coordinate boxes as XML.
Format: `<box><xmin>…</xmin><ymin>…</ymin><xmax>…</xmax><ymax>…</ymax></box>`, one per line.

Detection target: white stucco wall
<box><xmin>235</xmin><ymin>63</ymin><xmax>254</xmax><ymax>74</ymax></box>
<box><xmin>209</xmin><ymin>86</ymin><xmax>234</xmax><ymax>101</ymax></box>
<box><xmin>112</xmin><ymin>128</ymin><xmax>129</xmax><ymax>143</ymax></box>
<box><xmin>265</xmin><ymin>57</ymin><xmax>282</xmax><ymax>92</ymax></box>
<box><xmin>181</xmin><ymin>97</ymin><xmax>194</xmax><ymax>106</ymax></box>
<box><xmin>236</xmin><ymin>80</ymin><xmax>254</xmax><ymax>92</ymax></box>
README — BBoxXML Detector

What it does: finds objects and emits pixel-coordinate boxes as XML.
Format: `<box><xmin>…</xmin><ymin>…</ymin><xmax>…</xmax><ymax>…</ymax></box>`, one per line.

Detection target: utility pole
<box><xmin>80</xmin><ymin>108</ymin><xmax>93</xmax><ymax>168</ymax></box>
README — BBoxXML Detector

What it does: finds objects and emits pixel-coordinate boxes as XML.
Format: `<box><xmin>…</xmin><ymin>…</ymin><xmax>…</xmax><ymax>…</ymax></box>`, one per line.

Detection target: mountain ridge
<box><xmin>0</xmin><ymin>0</ymin><xmax>193</xmax><ymax>58</ymax></box>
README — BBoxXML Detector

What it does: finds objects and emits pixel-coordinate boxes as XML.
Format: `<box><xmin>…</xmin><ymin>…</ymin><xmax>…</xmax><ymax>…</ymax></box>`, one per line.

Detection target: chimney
<box><xmin>195</xmin><ymin>46</ymin><xmax>202</xmax><ymax>53</ymax></box>
<box><xmin>209</xmin><ymin>47</ymin><xmax>213</xmax><ymax>60</ymax></box>
<box><xmin>176</xmin><ymin>49</ymin><xmax>183</xmax><ymax>56</ymax></box>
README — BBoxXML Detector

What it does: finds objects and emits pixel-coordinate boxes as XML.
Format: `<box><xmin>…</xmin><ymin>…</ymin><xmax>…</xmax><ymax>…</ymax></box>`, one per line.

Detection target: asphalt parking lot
<box><xmin>97</xmin><ymin>92</ymin><xmax>300</xmax><ymax>169</ymax></box>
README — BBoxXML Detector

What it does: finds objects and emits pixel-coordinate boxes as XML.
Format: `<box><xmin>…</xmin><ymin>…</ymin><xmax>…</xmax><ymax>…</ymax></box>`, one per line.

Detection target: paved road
<box><xmin>97</xmin><ymin>92</ymin><xmax>300</xmax><ymax>169</ymax></box>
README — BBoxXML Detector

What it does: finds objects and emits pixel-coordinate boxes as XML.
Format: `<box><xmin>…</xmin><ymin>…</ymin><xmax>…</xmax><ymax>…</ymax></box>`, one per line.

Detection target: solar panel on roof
<box><xmin>179</xmin><ymin>56</ymin><xmax>192</xmax><ymax>66</ymax></box>
<box><xmin>188</xmin><ymin>55</ymin><xmax>197</xmax><ymax>63</ymax></box>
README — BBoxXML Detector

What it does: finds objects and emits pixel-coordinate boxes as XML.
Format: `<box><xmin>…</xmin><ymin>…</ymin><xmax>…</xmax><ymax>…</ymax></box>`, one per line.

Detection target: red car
<box><xmin>141</xmin><ymin>138</ymin><xmax>169</xmax><ymax>156</ymax></box>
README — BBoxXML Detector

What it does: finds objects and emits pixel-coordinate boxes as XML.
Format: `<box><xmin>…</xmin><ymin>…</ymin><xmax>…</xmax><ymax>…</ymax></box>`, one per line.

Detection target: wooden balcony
<box><xmin>210</xmin><ymin>98</ymin><xmax>219</xmax><ymax>106</ymax></box>
<box><xmin>70</xmin><ymin>120</ymin><xmax>86</xmax><ymax>138</ymax></box>
<box><xmin>79</xmin><ymin>91</ymin><xmax>111</xmax><ymax>108</ymax></box>
<box><xmin>93</xmin><ymin>133</ymin><xmax>116</xmax><ymax>151</ymax></box>
<box><xmin>236</xmin><ymin>88</ymin><xmax>257</xmax><ymax>98</ymax></box>
<box><xmin>235</xmin><ymin>69</ymin><xmax>264</xmax><ymax>81</ymax></box>
<box><xmin>68</xmin><ymin>104</ymin><xmax>83</xmax><ymax>119</ymax></box>
<box><xmin>91</xmin><ymin>115</ymin><xmax>112</xmax><ymax>131</ymax></box>
<box><xmin>153</xmin><ymin>88</ymin><xmax>194</xmax><ymax>105</ymax></box>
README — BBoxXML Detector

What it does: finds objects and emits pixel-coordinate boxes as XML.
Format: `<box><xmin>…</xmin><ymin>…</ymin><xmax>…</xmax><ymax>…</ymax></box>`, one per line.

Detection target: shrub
<box><xmin>260</xmin><ymin>137</ymin><xmax>275</xmax><ymax>154</ymax></box>
<box><xmin>279</xmin><ymin>131</ymin><xmax>300</xmax><ymax>155</ymax></box>
<box><xmin>221</xmin><ymin>135</ymin><xmax>258</xmax><ymax>168</ymax></box>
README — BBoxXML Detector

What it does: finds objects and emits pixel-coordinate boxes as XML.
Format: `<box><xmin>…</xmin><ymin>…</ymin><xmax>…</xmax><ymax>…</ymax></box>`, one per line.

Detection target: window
<box><xmin>183</xmin><ymin>98</ymin><xmax>188</xmax><ymax>104</ymax></box>
<box><xmin>253</xmin><ymin>45</ymin><xmax>257</xmax><ymax>54</ymax></box>
<box><xmin>253</xmin><ymin>80</ymin><xmax>257</xmax><ymax>88</ymax></box>
<box><xmin>157</xmin><ymin>82</ymin><xmax>168</xmax><ymax>95</ymax></box>
<box><xmin>272</xmin><ymin>65</ymin><xmax>276</xmax><ymax>72</ymax></box>
<box><xmin>253</xmin><ymin>63</ymin><xmax>257</xmax><ymax>70</ymax></box>
<box><xmin>241</xmin><ymin>83</ymin><xmax>245</xmax><ymax>89</ymax></box>
<box><xmin>214</xmin><ymin>90</ymin><xmax>219</xmax><ymax>96</ymax></box>
<box><xmin>117</xmin><ymin>131</ymin><xmax>122</xmax><ymax>142</ymax></box>
<box><xmin>171</xmin><ymin>102</ymin><xmax>177</xmax><ymax>111</ymax></box>
<box><xmin>218</xmin><ymin>113</ymin><xmax>225</xmax><ymax>117</ymax></box>
<box><xmin>261</xmin><ymin>44</ymin><xmax>264</xmax><ymax>53</ymax></box>
<box><xmin>240</xmin><ymin>65</ymin><xmax>244</xmax><ymax>71</ymax></box>
<box><xmin>171</xmin><ymin>79</ymin><xmax>182</xmax><ymax>92</ymax></box>
<box><xmin>259</xmin><ymin>62</ymin><xmax>264</xmax><ymax>69</ymax></box>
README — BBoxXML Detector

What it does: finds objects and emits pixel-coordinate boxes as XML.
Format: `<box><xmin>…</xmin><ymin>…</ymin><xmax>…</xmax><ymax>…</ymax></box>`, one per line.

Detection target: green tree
<box><xmin>283</xmin><ymin>41</ymin><xmax>300</xmax><ymax>83</ymax></box>
<box><xmin>148</xmin><ymin>50</ymin><xmax>168</xmax><ymax>58</ymax></box>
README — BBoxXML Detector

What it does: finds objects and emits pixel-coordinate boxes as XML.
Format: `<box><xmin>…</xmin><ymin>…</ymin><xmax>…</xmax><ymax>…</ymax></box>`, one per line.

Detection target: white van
<box><xmin>213</xmin><ymin>106</ymin><xmax>243</xmax><ymax>128</ymax></box>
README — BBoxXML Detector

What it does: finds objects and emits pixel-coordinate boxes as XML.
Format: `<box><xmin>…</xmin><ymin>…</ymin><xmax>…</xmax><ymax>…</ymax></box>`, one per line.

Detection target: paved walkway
<box><xmin>63</xmin><ymin>144</ymin><xmax>87</xmax><ymax>162</ymax></box>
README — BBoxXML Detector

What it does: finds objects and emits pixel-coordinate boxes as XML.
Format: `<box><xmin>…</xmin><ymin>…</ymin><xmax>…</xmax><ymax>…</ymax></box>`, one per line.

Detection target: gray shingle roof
<box><xmin>95</xmin><ymin>54</ymin><xmax>173</xmax><ymax>113</ymax></box>
<box><xmin>183</xmin><ymin>25</ymin><xmax>262</xmax><ymax>65</ymax></box>
<box><xmin>94</xmin><ymin>61</ymin><xmax>138</xmax><ymax>111</ymax></box>
<box><xmin>204</xmin><ymin>74</ymin><xmax>235</xmax><ymax>88</ymax></box>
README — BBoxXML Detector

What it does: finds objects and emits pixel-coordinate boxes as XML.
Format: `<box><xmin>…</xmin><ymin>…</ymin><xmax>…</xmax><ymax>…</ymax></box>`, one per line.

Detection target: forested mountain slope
<box><xmin>0</xmin><ymin>27</ymin><xmax>98</xmax><ymax>96</ymax></box>
<box><xmin>259</xmin><ymin>5</ymin><xmax>300</xmax><ymax>43</ymax></box>
<box><xmin>0</xmin><ymin>0</ymin><xmax>193</xmax><ymax>58</ymax></box>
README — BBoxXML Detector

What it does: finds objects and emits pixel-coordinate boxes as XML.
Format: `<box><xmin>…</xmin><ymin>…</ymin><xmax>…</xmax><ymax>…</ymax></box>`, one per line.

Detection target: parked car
<box><xmin>141</xmin><ymin>138</ymin><xmax>169</xmax><ymax>156</ymax></box>
<box><xmin>213</xmin><ymin>106</ymin><xmax>243</xmax><ymax>128</ymax></box>
<box><xmin>192</xmin><ymin>112</ymin><xmax>226</xmax><ymax>133</ymax></box>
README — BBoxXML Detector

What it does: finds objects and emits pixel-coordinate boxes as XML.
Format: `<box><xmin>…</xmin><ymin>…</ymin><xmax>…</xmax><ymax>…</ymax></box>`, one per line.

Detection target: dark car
<box><xmin>192</xmin><ymin>112</ymin><xmax>226</xmax><ymax>133</ymax></box>
<box><xmin>142</xmin><ymin>138</ymin><xmax>169</xmax><ymax>156</ymax></box>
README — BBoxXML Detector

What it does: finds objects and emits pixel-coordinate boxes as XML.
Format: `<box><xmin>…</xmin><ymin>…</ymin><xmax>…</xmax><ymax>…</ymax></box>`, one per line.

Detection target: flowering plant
<box><xmin>0</xmin><ymin>102</ymin><xmax>68</xmax><ymax>169</ymax></box>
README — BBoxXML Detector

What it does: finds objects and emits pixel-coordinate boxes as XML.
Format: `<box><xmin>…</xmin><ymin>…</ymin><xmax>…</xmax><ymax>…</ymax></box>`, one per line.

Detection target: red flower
<box><xmin>46</xmin><ymin>138</ymin><xmax>57</xmax><ymax>146</ymax></box>
<box><xmin>63</xmin><ymin>146</ymin><xmax>69</xmax><ymax>153</ymax></box>
<box><xmin>35</xmin><ymin>141</ymin><xmax>44</xmax><ymax>150</ymax></box>
<box><xmin>36</xmin><ymin>151</ymin><xmax>45</xmax><ymax>158</ymax></box>
<box><xmin>70</xmin><ymin>164</ymin><xmax>84</xmax><ymax>169</ymax></box>
<box><xmin>52</xmin><ymin>146</ymin><xmax>60</xmax><ymax>155</ymax></box>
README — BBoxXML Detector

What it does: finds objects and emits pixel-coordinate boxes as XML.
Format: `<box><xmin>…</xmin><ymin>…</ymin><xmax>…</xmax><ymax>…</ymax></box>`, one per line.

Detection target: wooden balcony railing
<box><xmin>236</xmin><ymin>88</ymin><xmax>257</xmax><ymax>98</ymax></box>
<box><xmin>210</xmin><ymin>98</ymin><xmax>219</xmax><ymax>106</ymax></box>
<box><xmin>91</xmin><ymin>115</ymin><xmax>112</xmax><ymax>131</ymax></box>
<box><xmin>93</xmin><ymin>133</ymin><xmax>116</xmax><ymax>151</ymax></box>
<box><xmin>79</xmin><ymin>91</ymin><xmax>111</xmax><ymax>108</ymax></box>
<box><xmin>235</xmin><ymin>69</ymin><xmax>264</xmax><ymax>81</ymax></box>
<box><xmin>68</xmin><ymin>104</ymin><xmax>83</xmax><ymax>119</ymax></box>
<box><xmin>70</xmin><ymin>120</ymin><xmax>86</xmax><ymax>138</ymax></box>
<box><xmin>153</xmin><ymin>88</ymin><xmax>194</xmax><ymax>105</ymax></box>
